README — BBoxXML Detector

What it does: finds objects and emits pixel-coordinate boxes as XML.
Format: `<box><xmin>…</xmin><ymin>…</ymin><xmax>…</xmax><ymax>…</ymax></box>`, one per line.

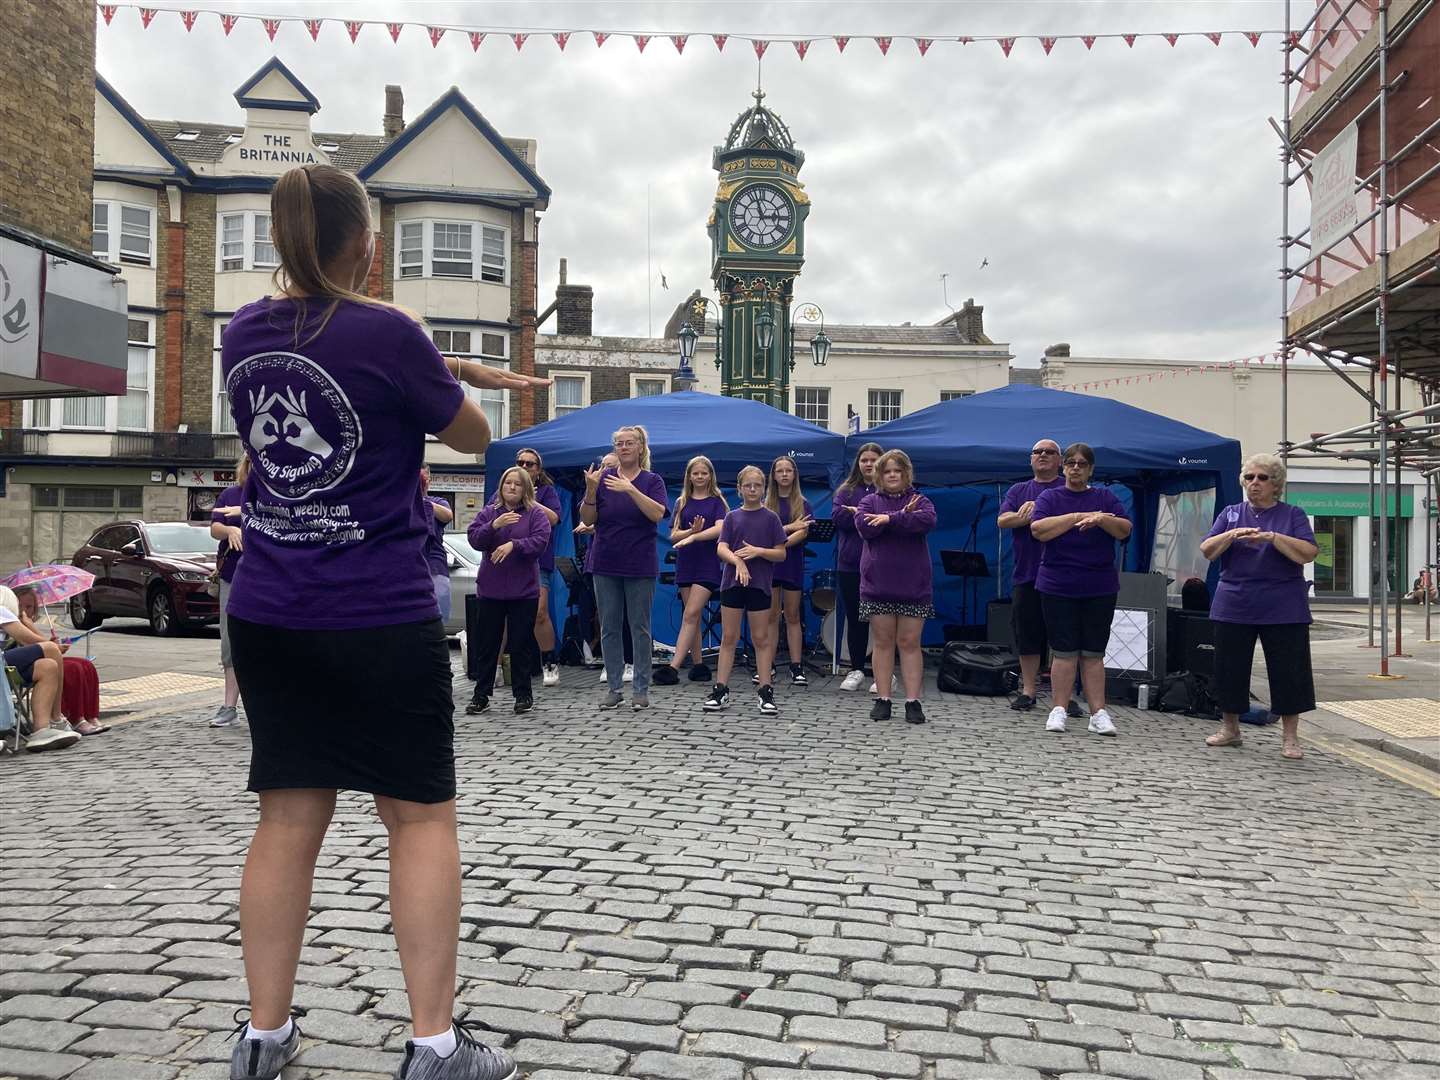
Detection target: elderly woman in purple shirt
<box><xmin>1200</xmin><ymin>452</ymin><xmax>1318</xmax><ymax>760</ymax></box>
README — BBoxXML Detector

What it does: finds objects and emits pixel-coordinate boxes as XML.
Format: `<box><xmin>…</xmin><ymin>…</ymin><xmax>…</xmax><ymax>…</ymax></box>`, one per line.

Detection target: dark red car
<box><xmin>69</xmin><ymin>520</ymin><xmax>220</xmax><ymax>636</ymax></box>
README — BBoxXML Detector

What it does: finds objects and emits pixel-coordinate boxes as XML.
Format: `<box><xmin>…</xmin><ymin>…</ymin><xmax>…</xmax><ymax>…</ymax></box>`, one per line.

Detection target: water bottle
<box><xmin>1137</xmin><ymin>683</ymin><xmax>1151</xmax><ymax>710</ymax></box>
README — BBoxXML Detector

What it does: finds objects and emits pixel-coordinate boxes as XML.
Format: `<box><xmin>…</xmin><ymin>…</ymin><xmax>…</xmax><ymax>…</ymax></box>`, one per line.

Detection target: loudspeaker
<box><xmin>1171</xmin><ymin>612</ymin><xmax>1215</xmax><ymax>678</ymax></box>
<box><xmin>986</xmin><ymin>599</ymin><xmax>1014</xmax><ymax>651</ymax></box>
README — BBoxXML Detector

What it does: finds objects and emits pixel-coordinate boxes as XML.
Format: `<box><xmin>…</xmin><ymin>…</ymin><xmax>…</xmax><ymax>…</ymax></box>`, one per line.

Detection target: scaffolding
<box><xmin>1279</xmin><ymin>0</ymin><xmax>1440</xmax><ymax>671</ymax></box>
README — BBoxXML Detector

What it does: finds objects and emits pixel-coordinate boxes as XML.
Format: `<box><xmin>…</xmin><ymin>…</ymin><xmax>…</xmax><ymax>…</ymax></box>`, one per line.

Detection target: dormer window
<box><xmin>318</xmin><ymin>141</ymin><xmax>339</xmax><ymax>152</ymax></box>
<box><xmin>224</xmin><ymin>132</ymin><xmax>242</xmax><ymax>144</ymax></box>
<box><xmin>173</xmin><ymin>130</ymin><xmax>200</xmax><ymax>141</ymax></box>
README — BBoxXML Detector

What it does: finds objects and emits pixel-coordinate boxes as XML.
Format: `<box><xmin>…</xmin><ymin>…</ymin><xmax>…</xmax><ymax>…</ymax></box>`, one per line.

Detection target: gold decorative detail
<box><xmin>715</xmin><ymin>180</ymin><xmax>741</xmax><ymax>201</ymax></box>
<box><xmin>778</xmin><ymin>238</ymin><xmax>797</xmax><ymax>255</ymax></box>
<box><xmin>722</xmin><ymin>160</ymin><xmax>745</xmax><ymax>174</ymax></box>
<box><xmin>748</xmin><ymin>157</ymin><xmax>779</xmax><ymax>169</ymax></box>
<box><xmin>779</xmin><ymin>162</ymin><xmax>799</xmax><ymax>176</ymax></box>
<box><xmin>726</xmin><ymin>236</ymin><xmax>744</xmax><ymax>253</ymax></box>
<box><xmin>706</xmin><ymin>209</ymin><xmax>715</xmax><ymax>226</ymax></box>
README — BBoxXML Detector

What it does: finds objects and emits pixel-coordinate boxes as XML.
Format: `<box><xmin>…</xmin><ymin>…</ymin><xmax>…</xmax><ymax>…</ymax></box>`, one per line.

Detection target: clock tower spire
<box><xmin>706</xmin><ymin>82</ymin><xmax>810</xmax><ymax>408</ymax></box>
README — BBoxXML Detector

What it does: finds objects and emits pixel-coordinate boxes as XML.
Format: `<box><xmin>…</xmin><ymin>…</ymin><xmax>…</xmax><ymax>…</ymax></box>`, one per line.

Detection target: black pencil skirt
<box><xmin>228</xmin><ymin>614</ymin><xmax>457</xmax><ymax>804</ymax></box>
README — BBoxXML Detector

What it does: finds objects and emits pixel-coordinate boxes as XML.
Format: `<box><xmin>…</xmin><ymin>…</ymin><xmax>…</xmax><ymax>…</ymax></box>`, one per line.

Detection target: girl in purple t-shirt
<box><xmin>1030</xmin><ymin>442</ymin><xmax>1132</xmax><ymax>739</ymax></box>
<box><xmin>654</xmin><ymin>455</ymin><xmax>728</xmax><ymax>688</ymax></box>
<box><xmin>704</xmin><ymin>466</ymin><xmax>788</xmax><ymax>715</ymax></box>
<box><xmin>765</xmin><ymin>456</ymin><xmax>814</xmax><ymax>688</ymax></box>
<box><xmin>465</xmin><ymin>466</ymin><xmax>553</xmax><ymax>716</ymax></box>
<box><xmin>207</xmin><ymin>454</ymin><xmax>249</xmax><ymax>729</ymax></box>
<box><xmin>219</xmin><ymin>164</ymin><xmax>543</xmax><ymax>1080</ymax></box>
<box><xmin>833</xmin><ymin>442</ymin><xmax>881</xmax><ymax>692</ymax></box>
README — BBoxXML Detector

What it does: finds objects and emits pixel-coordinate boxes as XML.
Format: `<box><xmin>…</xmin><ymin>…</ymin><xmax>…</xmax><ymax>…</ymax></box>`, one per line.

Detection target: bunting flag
<box><xmin>94</xmin><ymin>9</ymin><xmax>1287</xmax><ymax>60</ymax></box>
<box><xmin>1053</xmin><ymin>354</ymin><xmax>1281</xmax><ymax>392</ymax></box>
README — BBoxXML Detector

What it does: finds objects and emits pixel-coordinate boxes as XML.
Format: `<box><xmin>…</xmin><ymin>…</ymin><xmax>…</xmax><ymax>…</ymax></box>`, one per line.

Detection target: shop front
<box><xmin>1288</xmin><ymin>481</ymin><xmax>1421</xmax><ymax>600</ymax></box>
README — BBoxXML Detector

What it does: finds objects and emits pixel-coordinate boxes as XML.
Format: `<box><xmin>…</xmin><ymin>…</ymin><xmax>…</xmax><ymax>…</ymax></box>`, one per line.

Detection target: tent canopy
<box><xmin>486</xmin><ymin>390</ymin><xmax>848</xmax><ymax>487</ymax></box>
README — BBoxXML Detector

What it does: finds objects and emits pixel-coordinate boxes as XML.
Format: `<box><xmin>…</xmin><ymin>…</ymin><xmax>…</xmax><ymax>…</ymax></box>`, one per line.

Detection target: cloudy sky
<box><xmin>97</xmin><ymin>1</ymin><xmax>1299</xmax><ymax>367</ymax></box>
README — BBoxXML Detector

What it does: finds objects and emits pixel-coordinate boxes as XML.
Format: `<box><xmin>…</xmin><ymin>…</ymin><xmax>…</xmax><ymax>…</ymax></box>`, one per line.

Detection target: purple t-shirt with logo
<box><xmin>718</xmin><ymin>507</ymin><xmax>788</xmax><ymax>597</ymax></box>
<box><xmin>221</xmin><ymin>298</ymin><xmax>465</xmax><ymax>629</ymax></box>
<box><xmin>1206</xmin><ymin>501</ymin><xmax>1316</xmax><ymax>625</ymax></box>
<box><xmin>1001</xmin><ymin>476</ymin><xmax>1065</xmax><ymax>587</ymax></box>
<box><xmin>674</xmin><ymin>494</ymin><xmax>727</xmax><ymax>588</ymax></box>
<box><xmin>834</xmin><ymin>483</ymin><xmax>875</xmax><ymax>573</ymax></box>
<box><xmin>1033</xmin><ymin>485</ymin><xmax>1131</xmax><ymax>598</ymax></box>
<box><xmin>773</xmin><ymin>496</ymin><xmax>813</xmax><ymax>589</ymax></box>
<box><xmin>211</xmin><ymin>484</ymin><xmax>244</xmax><ymax>583</ymax></box>
<box><xmin>588</xmin><ymin>469</ymin><xmax>669</xmax><ymax>577</ymax></box>
<box><xmin>421</xmin><ymin>495</ymin><xmax>452</xmax><ymax>577</ymax></box>
<box><xmin>535</xmin><ymin>483</ymin><xmax>564</xmax><ymax>573</ymax></box>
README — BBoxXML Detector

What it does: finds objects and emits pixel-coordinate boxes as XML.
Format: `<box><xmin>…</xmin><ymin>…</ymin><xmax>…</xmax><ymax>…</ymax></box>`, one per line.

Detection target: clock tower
<box><xmin>706</xmin><ymin>88</ymin><xmax>810</xmax><ymax>409</ymax></box>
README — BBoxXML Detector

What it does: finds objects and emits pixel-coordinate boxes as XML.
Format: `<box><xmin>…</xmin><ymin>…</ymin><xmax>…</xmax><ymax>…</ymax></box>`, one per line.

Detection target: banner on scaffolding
<box><xmin>1309</xmin><ymin>120</ymin><xmax>1359</xmax><ymax>259</ymax></box>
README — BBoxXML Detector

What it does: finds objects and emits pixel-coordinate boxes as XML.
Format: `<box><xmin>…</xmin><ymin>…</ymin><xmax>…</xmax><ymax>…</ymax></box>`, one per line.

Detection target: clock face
<box><xmin>729</xmin><ymin>184</ymin><xmax>794</xmax><ymax>248</ymax></box>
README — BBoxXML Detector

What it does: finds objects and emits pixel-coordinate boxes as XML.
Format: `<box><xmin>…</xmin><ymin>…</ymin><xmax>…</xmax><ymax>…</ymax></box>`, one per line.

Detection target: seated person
<box><xmin>15</xmin><ymin>587</ymin><xmax>107</xmax><ymax>735</ymax></box>
<box><xmin>0</xmin><ymin>586</ymin><xmax>79</xmax><ymax>752</ymax></box>
<box><xmin>1406</xmin><ymin>572</ymin><xmax>1437</xmax><ymax>605</ymax></box>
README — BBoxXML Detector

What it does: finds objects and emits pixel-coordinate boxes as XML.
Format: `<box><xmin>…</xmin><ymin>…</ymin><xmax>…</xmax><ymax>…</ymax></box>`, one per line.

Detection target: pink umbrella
<box><xmin>2</xmin><ymin>564</ymin><xmax>96</xmax><ymax>607</ymax></box>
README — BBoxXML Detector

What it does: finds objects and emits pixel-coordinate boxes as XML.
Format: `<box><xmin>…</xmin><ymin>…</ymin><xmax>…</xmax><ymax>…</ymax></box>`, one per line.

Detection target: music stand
<box><xmin>941</xmin><ymin>550</ymin><xmax>990</xmax><ymax>632</ymax></box>
<box><xmin>791</xmin><ymin>520</ymin><xmax>836</xmax><ymax>678</ymax></box>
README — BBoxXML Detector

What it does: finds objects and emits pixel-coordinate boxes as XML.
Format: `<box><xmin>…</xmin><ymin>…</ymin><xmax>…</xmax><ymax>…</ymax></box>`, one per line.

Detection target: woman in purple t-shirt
<box><xmin>1200</xmin><ymin>453</ymin><xmax>1318</xmax><ymax>759</ymax></box>
<box><xmin>1031</xmin><ymin>442</ymin><xmax>1132</xmax><ymax>739</ymax></box>
<box><xmin>654</xmin><ymin>455</ymin><xmax>727</xmax><ymax>687</ymax></box>
<box><xmin>207</xmin><ymin>454</ymin><xmax>249</xmax><ymax>729</ymax></box>
<box><xmin>580</xmin><ymin>425</ymin><xmax>668</xmax><ymax>710</ymax></box>
<box><xmin>514</xmin><ymin>448</ymin><xmax>563</xmax><ymax>685</ymax></box>
<box><xmin>704</xmin><ymin>466</ymin><xmax>789</xmax><ymax>715</ymax></box>
<box><xmin>219</xmin><ymin>165</ymin><xmax>544</xmax><ymax>1080</ymax></box>
<box><xmin>765</xmin><ymin>456</ymin><xmax>814</xmax><ymax>687</ymax></box>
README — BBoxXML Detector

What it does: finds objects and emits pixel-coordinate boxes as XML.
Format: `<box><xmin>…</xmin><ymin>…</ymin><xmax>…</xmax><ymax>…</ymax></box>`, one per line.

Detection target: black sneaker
<box><xmin>465</xmin><ymin>696</ymin><xmax>490</xmax><ymax>715</ymax></box>
<box><xmin>688</xmin><ymin>663</ymin><xmax>712</xmax><ymax>682</ymax></box>
<box><xmin>870</xmin><ymin>699</ymin><xmax>892</xmax><ymax>722</ymax></box>
<box><xmin>652</xmin><ymin>665</ymin><xmax>679</xmax><ymax>686</ymax></box>
<box><xmin>905</xmin><ymin>699</ymin><xmax>927</xmax><ymax>725</ymax></box>
<box><xmin>750</xmin><ymin>667</ymin><xmax>776</xmax><ymax>686</ymax></box>
<box><xmin>790</xmin><ymin>664</ymin><xmax>807</xmax><ymax>686</ymax></box>
<box><xmin>228</xmin><ymin>1007</ymin><xmax>306</xmax><ymax>1080</ymax></box>
<box><xmin>702</xmin><ymin>684</ymin><xmax>730</xmax><ymax>711</ymax></box>
<box><xmin>1009</xmin><ymin>693</ymin><xmax>1036</xmax><ymax>712</ymax></box>
<box><xmin>513</xmin><ymin>699</ymin><xmax>532</xmax><ymax>715</ymax></box>
<box><xmin>1067</xmin><ymin>700</ymin><xmax>1087</xmax><ymax>719</ymax></box>
<box><xmin>598</xmin><ymin>690</ymin><xmax>624</xmax><ymax>711</ymax></box>
<box><xmin>757</xmin><ymin>684</ymin><xmax>778</xmax><ymax>715</ymax></box>
<box><xmin>394</xmin><ymin>1017</ymin><xmax>516</xmax><ymax>1080</ymax></box>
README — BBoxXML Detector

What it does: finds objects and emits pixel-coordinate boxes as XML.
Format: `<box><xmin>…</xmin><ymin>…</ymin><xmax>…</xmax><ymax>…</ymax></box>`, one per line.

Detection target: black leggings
<box><xmin>472</xmin><ymin>597</ymin><xmax>540</xmax><ymax>701</ymax></box>
<box><xmin>838</xmin><ymin>571</ymin><xmax>870</xmax><ymax>674</ymax></box>
<box><xmin>1213</xmin><ymin>621</ymin><xmax>1315</xmax><ymax>716</ymax></box>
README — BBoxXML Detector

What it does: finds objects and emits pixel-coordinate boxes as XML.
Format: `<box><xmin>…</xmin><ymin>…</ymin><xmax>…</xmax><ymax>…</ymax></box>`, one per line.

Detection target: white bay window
<box><xmin>397</xmin><ymin>219</ymin><xmax>508</xmax><ymax>284</ymax></box>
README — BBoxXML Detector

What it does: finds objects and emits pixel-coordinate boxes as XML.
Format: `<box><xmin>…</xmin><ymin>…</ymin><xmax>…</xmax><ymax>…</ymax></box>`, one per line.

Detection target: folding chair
<box><xmin>2</xmin><ymin>665</ymin><xmax>32</xmax><ymax>754</ymax></box>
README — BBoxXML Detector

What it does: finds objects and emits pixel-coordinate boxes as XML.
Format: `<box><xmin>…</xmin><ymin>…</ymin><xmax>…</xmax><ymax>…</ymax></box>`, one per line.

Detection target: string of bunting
<box><xmin>98</xmin><ymin>4</ymin><xmax>1288</xmax><ymax>55</ymax></box>
<box><xmin>1053</xmin><ymin>354</ymin><xmax>1286</xmax><ymax>393</ymax></box>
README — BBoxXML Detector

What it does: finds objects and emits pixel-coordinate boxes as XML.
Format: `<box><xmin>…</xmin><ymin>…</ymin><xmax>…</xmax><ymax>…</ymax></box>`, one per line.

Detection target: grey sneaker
<box><xmin>631</xmin><ymin>695</ymin><xmax>650</xmax><ymax>711</ymax></box>
<box><xmin>211</xmin><ymin>705</ymin><xmax>239</xmax><ymax>728</ymax></box>
<box><xmin>228</xmin><ymin>1008</ymin><xmax>304</xmax><ymax>1080</ymax></box>
<box><xmin>598</xmin><ymin>690</ymin><xmax>624</xmax><ymax>711</ymax></box>
<box><xmin>396</xmin><ymin>1019</ymin><xmax>516</xmax><ymax>1080</ymax></box>
<box><xmin>25</xmin><ymin>724</ymin><xmax>81</xmax><ymax>752</ymax></box>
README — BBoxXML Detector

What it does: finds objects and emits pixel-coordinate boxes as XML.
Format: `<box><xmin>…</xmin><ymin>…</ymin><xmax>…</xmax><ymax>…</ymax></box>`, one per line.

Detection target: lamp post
<box><xmin>673</xmin><ymin>294</ymin><xmax>724</xmax><ymax>392</ymax></box>
<box><xmin>787</xmin><ymin>302</ymin><xmax>831</xmax><ymax>371</ymax></box>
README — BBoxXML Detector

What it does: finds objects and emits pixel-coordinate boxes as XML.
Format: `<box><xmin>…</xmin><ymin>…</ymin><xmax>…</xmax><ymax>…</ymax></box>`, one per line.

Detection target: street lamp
<box><xmin>675</xmin><ymin>321</ymin><xmax>699</xmax><ymax>392</ymax></box>
<box><xmin>788</xmin><ymin>302</ymin><xmax>830</xmax><ymax>371</ymax></box>
<box><xmin>754</xmin><ymin>308</ymin><xmax>775</xmax><ymax>352</ymax></box>
<box><xmin>674</xmin><ymin>294</ymin><xmax>725</xmax><ymax>389</ymax></box>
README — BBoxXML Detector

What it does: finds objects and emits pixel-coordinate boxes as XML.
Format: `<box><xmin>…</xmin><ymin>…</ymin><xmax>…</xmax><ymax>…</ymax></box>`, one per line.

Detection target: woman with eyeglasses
<box><xmin>1199</xmin><ymin>453</ymin><xmax>1318</xmax><ymax>759</ymax></box>
<box><xmin>1030</xmin><ymin>442</ymin><xmax>1132</xmax><ymax>737</ymax></box>
<box><xmin>515</xmin><ymin>449</ymin><xmax>563</xmax><ymax>685</ymax></box>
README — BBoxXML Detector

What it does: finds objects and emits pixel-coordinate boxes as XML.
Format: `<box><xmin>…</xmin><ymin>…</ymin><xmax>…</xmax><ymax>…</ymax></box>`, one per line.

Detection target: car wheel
<box><xmin>69</xmin><ymin>591</ymin><xmax>104</xmax><ymax>630</ymax></box>
<box><xmin>148</xmin><ymin>588</ymin><xmax>178</xmax><ymax>636</ymax></box>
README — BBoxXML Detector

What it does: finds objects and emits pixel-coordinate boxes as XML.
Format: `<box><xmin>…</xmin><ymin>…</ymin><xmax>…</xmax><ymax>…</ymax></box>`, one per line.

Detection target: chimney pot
<box><xmin>1044</xmin><ymin>342</ymin><xmax>1071</xmax><ymax>358</ymax></box>
<box><xmin>383</xmin><ymin>85</ymin><xmax>405</xmax><ymax>139</ymax></box>
<box><xmin>559</xmin><ymin>257</ymin><xmax>567</xmax><ymax>285</ymax></box>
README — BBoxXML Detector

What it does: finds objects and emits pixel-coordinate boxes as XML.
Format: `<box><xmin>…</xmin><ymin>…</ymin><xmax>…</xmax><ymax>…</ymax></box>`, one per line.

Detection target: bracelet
<box><xmin>583</xmin><ymin>499</ymin><xmax>596</xmax><ymax>507</ymax></box>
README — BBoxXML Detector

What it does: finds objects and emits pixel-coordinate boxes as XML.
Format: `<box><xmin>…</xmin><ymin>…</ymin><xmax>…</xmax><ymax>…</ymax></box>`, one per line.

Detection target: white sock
<box><xmin>412</xmin><ymin>1026</ymin><xmax>457</xmax><ymax>1058</ymax></box>
<box><xmin>245</xmin><ymin>1019</ymin><xmax>292</xmax><ymax>1043</ymax></box>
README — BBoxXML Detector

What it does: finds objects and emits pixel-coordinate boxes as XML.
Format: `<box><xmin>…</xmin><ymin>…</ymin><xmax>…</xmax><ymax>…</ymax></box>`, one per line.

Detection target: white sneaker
<box><xmin>869</xmin><ymin>675</ymin><xmax>898</xmax><ymax>694</ymax></box>
<box><xmin>840</xmin><ymin>669</ymin><xmax>866</xmax><ymax>692</ymax></box>
<box><xmin>599</xmin><ymin>666</ymin><xmax>608</xmax><ymax>682</ymax></box>
<box><xmin>1045</xmin><ymin>707</ymin><xmax>1067</xmax><ymax>733</ymax></box>
<box><xmin>1088</xmin><ymin>709</ymin><xmax>1118</xmax><ymax>736</ymax></box>
<box><xmin>623</xmin><ymin>664</ymin><xmax>635</xmax><ymax>683</ymax></box>
<box><xmin>542</xmin><ymin>664</ymin><xmax>560</xmax><ymax>687</ymax></box>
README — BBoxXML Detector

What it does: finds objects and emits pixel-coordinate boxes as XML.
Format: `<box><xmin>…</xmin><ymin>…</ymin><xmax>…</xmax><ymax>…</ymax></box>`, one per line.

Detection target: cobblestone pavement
<box><xmin>2</xmin><ymin>663</ymin><xmax>1437</xmax><ymax>1080</ymax></box>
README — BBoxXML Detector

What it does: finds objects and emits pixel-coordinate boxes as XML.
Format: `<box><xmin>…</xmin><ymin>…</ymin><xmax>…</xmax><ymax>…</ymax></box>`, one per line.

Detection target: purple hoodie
<box><xmin>833</xmin><ymin>482</ymin><xmax>875</xmax><ymax>573</ymax></box>
<box><xmin>468</xmin><ymin>502</ymin><xmax>553</xmax><ymax>601</ymax></box>
<box><xmin>855</xmin><ymin>488</ymin><xmax>938</xmax><ymax>605</ymax></box>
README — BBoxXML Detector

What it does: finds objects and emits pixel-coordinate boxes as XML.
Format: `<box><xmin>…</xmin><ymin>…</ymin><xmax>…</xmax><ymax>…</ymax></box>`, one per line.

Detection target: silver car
<box><xmin>441</xmin><ymin>532</ymin><xmax>481</xmax><ymax>636</ymax></box>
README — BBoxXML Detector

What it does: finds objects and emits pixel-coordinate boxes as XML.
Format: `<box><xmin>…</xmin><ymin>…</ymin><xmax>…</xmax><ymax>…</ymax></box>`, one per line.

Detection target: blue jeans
<box><xmin>593</xmin><ymin>574</ymin><xmax>655</xmax><ymax>695</ymax></box>
<box><xmin>432</xmin><ymin>573</ymin><xmax>452</xmax><ymax>622</ymax></box>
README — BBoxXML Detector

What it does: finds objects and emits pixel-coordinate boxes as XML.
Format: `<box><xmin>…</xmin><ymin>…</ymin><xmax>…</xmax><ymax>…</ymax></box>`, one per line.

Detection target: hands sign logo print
<box><xmin>248</xmin><ymin>385</ymin><xmax>336</xmax><ymax>460</ymax></box>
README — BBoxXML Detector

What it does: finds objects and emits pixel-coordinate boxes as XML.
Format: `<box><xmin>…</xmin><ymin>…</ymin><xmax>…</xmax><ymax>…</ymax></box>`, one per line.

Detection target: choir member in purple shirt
<box><xmin>765</xmin><ymin>456</ymin><xmax>813</xmax><ymax>687</ymax></box>
<box><xmin>856</xmin><ymin>450</ymin><xmax>938</xmax><ymax>724</ymax></box>
<box><xmin>465</xmin><ymin>466</ymin><xmax>553</xmax><ymax>716</ymax></box>
<box><xmin>654</xmin><ymin>456</ymin><xmax>728</xmax><ymax>687</ymax></box>
<box><xmin>419</xmin><ymin>465</ymin><xmax>455</xmax><ymax>622</ymax></box>
<box><xmin>1200</xmin><ymin>453</ymin><xmax>1318</xmax><ymax>759</ymax></box>
<box><xmin>219</xmin><ymin>164</ymin><xmax>543</xmax><ymax>1080</ymax></box>
<box><xmin>1030</xmin><ymin>442</ymin><xmax>1132</xmax><ymax>738</ymax></box>
<box><xmin>833</xmin><ymin>443</ymin><xmax>881</xmax><ymax>692</ymax></box>
<box><xmin>703</xmin><ymin>466</ymin><xmax>789</xmax><ymax>715</ymax></box>
<box><xmin>580</xmin><ymin>426</ymin><xmax>669</xmax><ymax>710</ymax></box>
<box><xmin>207</xmin><ymin>454</ymin><xmax>248</xmax><ymax>729</ymax></box>
<box><xmin>514</xmin><ymin>448</ymin><xmax>563</xmax><ymax>686</ymax></box>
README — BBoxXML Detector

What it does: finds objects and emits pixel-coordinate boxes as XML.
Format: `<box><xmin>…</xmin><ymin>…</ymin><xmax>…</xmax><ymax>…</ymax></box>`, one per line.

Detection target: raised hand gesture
<box><xmin>604</xmin><ymin>472</ymin><xmax>636</xmax><ymax>495</ymax></box>
<box><xmin>490</xmin><ymin>540</ymin><xmax>515</xmax><ymax>564</ymax></box>
<box><xmin>492</xmin><ymin>510</ymin><xmax>522</xmax><ymax>530</ymax></box>
<box><xmin>583</xmin><ymin>462</ymin><xmax>605</xmax><ymax>491</ymax></box>
<box><xmin>863</xmin><ymin>512</ymin><xmax>891</xmax><ymax>527</ymax></box>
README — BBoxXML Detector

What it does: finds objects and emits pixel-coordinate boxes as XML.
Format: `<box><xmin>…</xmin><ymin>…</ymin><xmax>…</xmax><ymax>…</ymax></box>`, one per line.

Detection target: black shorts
<box><xmin>773</xmin><ymin>579</ymin><xmax>802</xmax><ymax>593</ymax></box>
<box><xmin>679</xmin><ymin>580</ymin><xmax>719</xmax><ymax>595</ymax></box>
<box><xmin>1040</xmin><ymin>592</ymin><xmax>1117</xmax><ymax>659</ymax></box>
<box><xmin>721</xmin><ymin>586</ymin><xmax>771</xmax><ymax>612</ymax></box>
<box><xmin>229</xmin><ymin>615</ymin><xmax>456</xmax><ymax>804</ymax></box>
<box><xmin>1213</xmin><ymin>621</ymin><xmax>1315</xmax><ymax>716</ymax></box>
<box><xmin>1010</xmin><ymin>582</ymin><xmax>1048</xmax><ymax>656</ymax></box>
<box><xmin>3</xmin><ymin>644</ymin><xmax>46</xmax><ymax>683</ymax></box>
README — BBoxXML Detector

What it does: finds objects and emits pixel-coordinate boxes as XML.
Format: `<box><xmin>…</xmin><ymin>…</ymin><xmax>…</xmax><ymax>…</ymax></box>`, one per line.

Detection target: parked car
<box><xmin>441</xmin><ymin>531</ymin><xmax>481</xmax><ymax>636</ymax></box>
<box><xmin>69</xmin><ymin>521</ymin><xmax>220</xmax><ymax>636</ymax></box>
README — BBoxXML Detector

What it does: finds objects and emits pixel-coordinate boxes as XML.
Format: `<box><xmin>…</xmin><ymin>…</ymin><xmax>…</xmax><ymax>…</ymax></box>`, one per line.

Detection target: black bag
<box><xmin>938</xmin><ymin>642</ymin><xmax>1018</xmax><ymax>696</ymax></box>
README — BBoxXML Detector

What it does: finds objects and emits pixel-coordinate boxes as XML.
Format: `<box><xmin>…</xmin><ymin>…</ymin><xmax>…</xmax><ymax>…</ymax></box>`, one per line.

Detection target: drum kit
<box><xmin>812</xmin><ymin>569</ymin><xmax>872</xmax><ymax>664</ymax></box>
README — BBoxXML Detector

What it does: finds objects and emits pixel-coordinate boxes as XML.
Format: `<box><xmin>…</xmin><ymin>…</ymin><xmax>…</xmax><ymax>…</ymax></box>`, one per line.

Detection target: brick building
<box><xmin>3</xmin><ymin>57</ymin><xmax>549</xmax><ymax>560</ymax></box>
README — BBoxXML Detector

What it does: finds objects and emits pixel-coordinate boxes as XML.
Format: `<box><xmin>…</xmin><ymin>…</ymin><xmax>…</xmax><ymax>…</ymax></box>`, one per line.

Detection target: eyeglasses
<box><xmin>516</xmin><ymin>459</ymin><xmax>539</xmax><ymax>468</ymax></box>
<box><xmin>1031</xmin><ymin>448</ymin><xmax>1058</xmax><ymax>456</ymax></box>
<box><xmin>1243</xmin><ymin>472</ymin><xmax>1271</xmax><ymax>482</ymax></box>
<box><xmin>1063</xmin><ymin>459</ymin><xmax>1090</xmax><ymax>468</ymax></box>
